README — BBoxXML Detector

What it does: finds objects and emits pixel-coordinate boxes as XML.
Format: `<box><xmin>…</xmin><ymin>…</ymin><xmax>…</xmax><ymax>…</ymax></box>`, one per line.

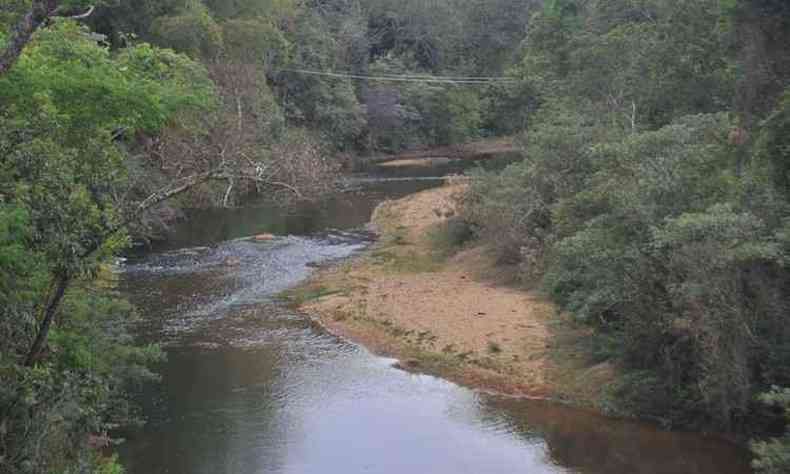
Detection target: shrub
<box><xmin>460</xmin><ymin>105</ymin><xmax>602</xmax><ymax>264</ymax></box>
<box><xmin>428</xmin><ymin>216</ymin><xmax>474</xmax><ymax>257</ymax></box>
<box><xmin>752</xmin><ymin>387</ymin><xmax>790</xmax><ymax>474</ymax></box>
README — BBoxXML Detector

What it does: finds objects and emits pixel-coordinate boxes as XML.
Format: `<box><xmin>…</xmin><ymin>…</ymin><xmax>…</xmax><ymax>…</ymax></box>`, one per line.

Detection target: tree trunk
<box><xmin>24</xmin><ymin>272</ymin><xmax>69</xmax><ymax>366</ymax></box>
<box><xmin>0</xmin><ymin>1</ymin><xmax>59</xmax><ymax>77</ymax></box>
<box><xmin>21</xmin><ymin>170</ymin><xmax>225</xmax><ymax>366</ymax></box>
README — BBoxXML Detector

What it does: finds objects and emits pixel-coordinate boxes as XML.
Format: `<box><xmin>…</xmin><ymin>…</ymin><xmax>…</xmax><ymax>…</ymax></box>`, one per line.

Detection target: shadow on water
<box><xmin>117</xmin><ymin>157</ymin><xmax>753</xmax><ymax>474</ymax></box>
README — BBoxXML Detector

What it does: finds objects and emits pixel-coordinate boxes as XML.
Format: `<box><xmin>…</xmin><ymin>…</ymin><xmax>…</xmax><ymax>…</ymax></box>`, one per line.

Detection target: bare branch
<box><xmin>135</xmin><ymin>169</ymin><xmax>221</xmax><ymax>216</ymax></box>
<box><xmin>222</xmin><ymin>179</ymin><xmax>234</xmax><ymax>207</ymax></box>
<box><xmin>268</xmin><ymin>181</ymin><xmax>305</xmax><ymax>200</ymax></box>
<box><xmin>62</xmin><ymin>5</ymin><xmax>94</xmax><ymax>19</ymax></box>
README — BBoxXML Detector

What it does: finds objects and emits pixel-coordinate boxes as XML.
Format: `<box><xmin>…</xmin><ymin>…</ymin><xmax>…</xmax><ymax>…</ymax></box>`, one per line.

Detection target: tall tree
<box><xmin>0</xmin><ymin>0</ymin><xmax>96</xmax><ymax>76</ymax></box>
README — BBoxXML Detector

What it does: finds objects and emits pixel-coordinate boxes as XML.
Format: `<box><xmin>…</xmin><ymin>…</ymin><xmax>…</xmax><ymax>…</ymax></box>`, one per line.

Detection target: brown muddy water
<box><xmin>116</xmin><ymin>158</ymin><xmax>753</xmax><ymax>474</ymax></box>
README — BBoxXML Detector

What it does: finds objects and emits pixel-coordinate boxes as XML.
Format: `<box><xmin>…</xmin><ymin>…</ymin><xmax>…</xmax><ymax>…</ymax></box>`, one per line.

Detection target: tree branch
<box><xmin>24</xmin><ymin>272</ymin><xmax>70</xmax><ymax>366</ymax></box>
<box><xmin>62</xmin><ymin>6</ymin><xmax>94</xmax><ymax>19</ymax></box>
<box><xmin>134</xmin><ymin>169</ymin><xmax>221</xmax><ymax>217</ymax></box>
<box><xmin>222</xmin><ymin>178</ymin><xmax>234</xmax><ymax>207</ymax></box>
<box><xmin>268</xmin><ymin>181</ymin><xmax>305</xmax><ymax>199</ymax></box>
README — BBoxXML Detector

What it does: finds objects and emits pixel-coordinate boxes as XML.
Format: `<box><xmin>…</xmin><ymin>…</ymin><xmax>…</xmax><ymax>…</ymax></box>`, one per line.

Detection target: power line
<box><xmin>342</xmin><ymin>71</ymin><xmax>517</xmax><ymax>81</ymax></box>
<box><xmin>279</xmin><ymin>68</ymin><xmax>518</xmax><ymax>84</ymax></box>
<box><xmin>282</xmin><ymin>68</ymin><xmax>518</xmax><ymax>83</ymax></box>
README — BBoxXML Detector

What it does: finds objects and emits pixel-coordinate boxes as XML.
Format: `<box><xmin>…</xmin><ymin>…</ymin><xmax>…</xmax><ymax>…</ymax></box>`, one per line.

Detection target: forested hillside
<box><xmin>459</xmin><ymin>1</ymin><xmax>790</xmax><ymax>472</ymax></box>
<box><xmin>2</xmin><ymin>0</ymin><xmax>790</xmax><ymax>472</ymax></box>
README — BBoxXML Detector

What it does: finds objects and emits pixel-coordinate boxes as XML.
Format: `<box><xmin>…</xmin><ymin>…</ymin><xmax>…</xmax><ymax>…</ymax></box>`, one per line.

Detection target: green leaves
<box><xmin>517</xmin><ymin>0</ymin><xmax>733</xmax><ymax>131</ymax></box>
<box><xmin>221</xmin><ymin>18</ymin><xmax>292</xmax><ymax>68</ymax></box>
<box><xmin>151</xmin><ymin>1</ymin><xmax>224</xmax><ymax>60</ymax></box>
<box><xmin>752</xmin><ymin>387</ymin><xmax>790</xmax><ymax>473</ymax></box>
<box><xmin>0</xmin><ymin>21</ymin><xmax>215</xmax><ymax>137</ymax></box>
<box><xmin>652</xmin><ymin>204</ymin><xmax>777</xmax><ymax>264</ymax></box>
<box><xmin>0</xmin><ymin>206</ymin><xmax>46</xmax><ymax>303</ymax></box>
<box><xmin>463</xmin><ymin>99</ymin><xmax>790</xmax><ymax>429</ymax></box>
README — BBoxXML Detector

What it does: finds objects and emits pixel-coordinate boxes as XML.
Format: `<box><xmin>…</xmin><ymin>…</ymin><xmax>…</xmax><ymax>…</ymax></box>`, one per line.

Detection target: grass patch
<box><xmin>353</xmin><ymin>314</ymin><xmax>414</xmax><ymax>340</ymax></box>
<box><xmin>457</xmin><ymin>350</ymin><xmax>474</xmax><ymax>360</ymax></box>
<box><xmin>486</xmin><ymin>341</ymin><xmax>502</xmax><ymax>354</ymax></box>
<box><xmin>543</xmin><ymin>314</ymin><xmax>615</xmax><ymax>406</ymax></box>
<box><xmin>390</xmin><ymin>251</ymin><xmax>442</xmax><ymax>273</ymax></box>
<box><xmin>427</xmin><ymin>217</ymin><xmax>475</xmax><ymax>258</ymax></box>
<box><xmin>410</xmin><ymin>350</ymin><xmax>466</xmax><ymax>372</ymax></box>
<box><xmin>369</xmin><ymin>247</ymin><xmax>442</xmax><ymax>273</ymax></box>
<box><xmin>471</xmin><ymin>355</ymin><xmax>505</xmax><ymax>371</ymax></box>
<box><xmin>281</xmin><ymin>285</ymin><xmax>345</xmax><ymax>305</ymax></box>
<box><xmin>389</xmin><ymin>226</ymin><xmax>410</xmax><ymax>245</ymax></box>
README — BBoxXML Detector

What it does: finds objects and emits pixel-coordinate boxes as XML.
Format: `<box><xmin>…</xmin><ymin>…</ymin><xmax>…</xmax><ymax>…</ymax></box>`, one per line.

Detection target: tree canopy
<box><xmin>3</xmin><ymin>0</ymin><xmax>790</xmax><ymax>472</ymax></box>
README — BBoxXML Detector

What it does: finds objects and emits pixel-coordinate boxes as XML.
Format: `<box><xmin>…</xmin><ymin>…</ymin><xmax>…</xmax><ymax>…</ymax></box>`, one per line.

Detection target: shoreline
<box><xmin>283</xmin><ymin>182</ymin><xmax>616</xmax><ymax>408</ymax></box>
<box><xmin>346</xmin><ymin>136</ymin><xmax>517</xmax><ymax>170</ymax></box>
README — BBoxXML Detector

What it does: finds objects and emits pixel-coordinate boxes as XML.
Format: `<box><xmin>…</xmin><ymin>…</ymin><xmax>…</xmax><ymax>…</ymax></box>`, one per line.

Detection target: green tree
<box><xmin>0</xmin><ymin>0</ymin><xmax>98</xmax><ymax>76</ymax></box>
<box><xmin>0</xmin><ymin>21</ymin><xmax>217</xmax><ymax>472</ymax></box>
<box><xmin>150</xmin><ymin>0</ymin><xmax>224</xmax><ymax>60</ymax></box>
<box><xmin>752</xmin><ymin>387</ymin><xmax>790</xmax><ymax>473</ymax></box>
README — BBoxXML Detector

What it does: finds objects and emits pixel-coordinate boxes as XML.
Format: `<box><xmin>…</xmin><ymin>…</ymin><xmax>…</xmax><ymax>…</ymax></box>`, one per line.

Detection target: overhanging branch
<box><xmin>62</xmin><ymin>5</ymin><xmax>94</xmax><ymax>19</ymax></box>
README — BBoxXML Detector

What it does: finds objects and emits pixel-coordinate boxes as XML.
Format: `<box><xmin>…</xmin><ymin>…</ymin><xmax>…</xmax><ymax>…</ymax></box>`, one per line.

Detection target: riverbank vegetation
<box><xmin>455</xmin><ymin>0</ymin><xmax>790</xmax><ymax>470</ymax></box>
<box><xmin>2</xmin><ymin>0</ymin><xmax>790</xmax><ymax>472</ymax></box>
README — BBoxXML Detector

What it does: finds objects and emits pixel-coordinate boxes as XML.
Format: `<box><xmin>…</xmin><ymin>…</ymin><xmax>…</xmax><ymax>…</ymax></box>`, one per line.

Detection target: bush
<box><xmin>460</xmin><ymin>105</ymin><xmax>603</xmax><ymax>265</ymax></box>
<box><xmin>464</xmin><ymin>108</ymin><xmax>790</xmax><ymax>430</ymax></box>
<box><xmin>428</xmin><ymin>216</ymin><xmax>474</xmax><ymax>257</ymax></box>
<box><xmin>603</xmin><ymin>370</ymin><xmax>705</xmax><ymax>428</ymax></box>
<box><xmin>0</xmin><ymin>287</ymin><xmax>162</xmax><ymax>474</ymax></box>
<box><xmin>151</xmin><ymin>3</ymin><xmax>224</xmax><ymax>59</ymax></box>
<box><xmin>752</xmin><ymin>387</ymin><xmax>790</xmax><ymax>474</ymax></box>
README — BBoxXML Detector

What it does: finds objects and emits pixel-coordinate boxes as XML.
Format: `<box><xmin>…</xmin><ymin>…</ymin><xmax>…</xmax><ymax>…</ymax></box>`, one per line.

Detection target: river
<box><xmin>116</xmin><ymin>157</ymin><xmax>753</xmax><ymax>474</ymax></box>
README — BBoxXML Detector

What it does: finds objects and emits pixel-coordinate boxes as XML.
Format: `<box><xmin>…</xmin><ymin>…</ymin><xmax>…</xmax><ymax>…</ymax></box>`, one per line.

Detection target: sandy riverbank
<box><xmin>285</xmin><ymin>182</ymin><xmax>615</xmax><ymax>405</ymax></box>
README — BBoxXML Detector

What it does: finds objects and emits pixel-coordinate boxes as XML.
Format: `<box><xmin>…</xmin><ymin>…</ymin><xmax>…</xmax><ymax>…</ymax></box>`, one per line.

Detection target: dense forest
<box><xmin>1</xmin><ymin>0</ymin><xmax>790</xmax><ymax>472</ymax></box>
<box><xmin>460</xmin><ymin>1</ymin><xmax>790</xmax><ymax>472</ymax></box>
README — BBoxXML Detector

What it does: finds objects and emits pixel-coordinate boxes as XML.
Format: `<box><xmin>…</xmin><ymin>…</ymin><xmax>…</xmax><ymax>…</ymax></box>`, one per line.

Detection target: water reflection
<box><xmin>480</xmin><ymin>397</ymin><xmax>751</xmax><ymax>474</ymax></box>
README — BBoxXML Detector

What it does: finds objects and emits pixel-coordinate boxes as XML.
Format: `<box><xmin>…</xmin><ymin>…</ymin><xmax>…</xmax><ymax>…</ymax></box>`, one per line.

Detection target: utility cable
<box><xmin>278</xmin><ymin>68</ymin><xmax>518</xmax><ymax>84</ymax></box>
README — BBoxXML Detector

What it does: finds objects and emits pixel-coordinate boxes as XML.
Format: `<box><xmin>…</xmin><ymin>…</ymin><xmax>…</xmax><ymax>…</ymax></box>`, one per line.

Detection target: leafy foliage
<box><xmin>3</xmin><ymin>0</ymin><xmax>789</xmax><ymax>471</ymax></box>
<box><xmin>0</xmin><ymin>16</ymin><xmax>214</xmax><ymax>474</ymax></box>
<box><xmin>752</xmin><ymin>387</ymin><xmax>790</xmax><ymax>473</ymax></box>
<box><xmin>0</xmin><ymin>21</ymin><xmax>215</xmax><ymax>136</ymax></box>
<box><xmin>460</xmin><ymin>0</ymin><xmax>790</xmax><ymax>440</ymax></box>
<box><xmin>150</xmin><ymin>0</ymin><xmax>224</xmax><ymax>59</ymax></box>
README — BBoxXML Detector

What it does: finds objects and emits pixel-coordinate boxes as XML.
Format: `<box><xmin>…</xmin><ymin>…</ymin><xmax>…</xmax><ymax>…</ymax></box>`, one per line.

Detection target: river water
<box><xmin>117</xmin><ymin>158</ymin><xmax>754</xmax><ymax>474</ymax></box>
